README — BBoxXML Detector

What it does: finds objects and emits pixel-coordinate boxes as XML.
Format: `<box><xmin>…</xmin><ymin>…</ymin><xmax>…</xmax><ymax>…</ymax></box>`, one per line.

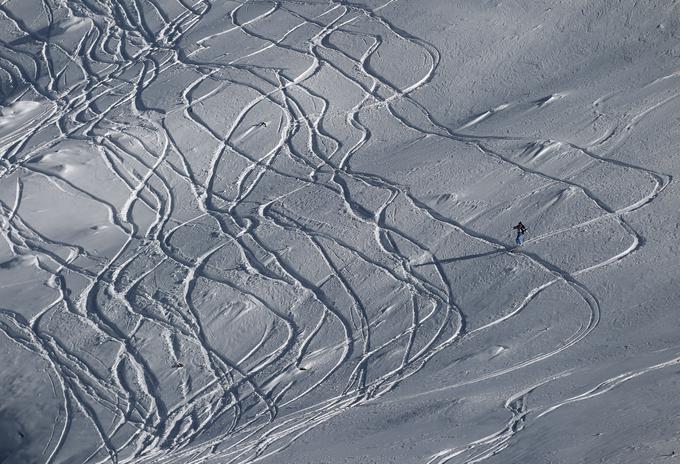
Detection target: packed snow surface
<box><xmin>1</xmin><ymin>1</ymin><xmax>679</xmax><ymax>463</ymax></box>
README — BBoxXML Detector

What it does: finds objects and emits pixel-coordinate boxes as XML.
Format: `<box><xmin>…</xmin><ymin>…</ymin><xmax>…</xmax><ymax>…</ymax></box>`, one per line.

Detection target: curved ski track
<box><xmin>0</xmin><ymin>1</ymin><xmax>672</xmax><ymax>463</ymax></box>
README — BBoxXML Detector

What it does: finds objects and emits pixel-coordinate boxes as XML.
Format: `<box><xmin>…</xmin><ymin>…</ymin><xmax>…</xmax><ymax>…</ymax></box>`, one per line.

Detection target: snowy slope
<box><xmin>0</xmin><ymin>1</ymin><xmax>679</xmax><ymax>463</ymax></box>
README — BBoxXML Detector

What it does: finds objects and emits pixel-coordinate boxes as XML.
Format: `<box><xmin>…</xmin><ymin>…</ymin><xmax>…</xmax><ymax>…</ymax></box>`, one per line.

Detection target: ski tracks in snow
<box><xmin>0</xmin><ymin>1</ymin><xmax>673</xmax><ymax>463</ymax></box>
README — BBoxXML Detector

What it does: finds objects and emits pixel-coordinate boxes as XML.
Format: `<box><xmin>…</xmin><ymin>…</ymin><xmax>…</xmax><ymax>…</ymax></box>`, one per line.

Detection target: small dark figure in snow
<box><xmin>513</xmin><ymin>222</ymin><xmax>527</xmax><ymax>246</ymax></box>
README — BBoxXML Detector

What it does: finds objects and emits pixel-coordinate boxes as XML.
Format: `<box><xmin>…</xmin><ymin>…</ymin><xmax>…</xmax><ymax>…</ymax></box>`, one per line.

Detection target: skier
<box><xmin>512</xmin><ymin>222</ymin><xmax>527</xmax><ymax>246</ymax></box>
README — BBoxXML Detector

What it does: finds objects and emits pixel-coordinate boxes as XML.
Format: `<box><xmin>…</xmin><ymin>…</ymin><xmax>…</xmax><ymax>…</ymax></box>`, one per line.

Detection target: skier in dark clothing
<box><xmin>513</xmin><ymin>222</ymin><xmax>527</xmax><ymax>246</ymax></box>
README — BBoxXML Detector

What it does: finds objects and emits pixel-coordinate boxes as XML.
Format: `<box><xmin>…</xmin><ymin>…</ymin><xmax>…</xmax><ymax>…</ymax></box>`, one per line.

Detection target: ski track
<box><xmin>0</xmin><ymin>1</ymin><xmax>673</xmax><ymax>463</ymax></box>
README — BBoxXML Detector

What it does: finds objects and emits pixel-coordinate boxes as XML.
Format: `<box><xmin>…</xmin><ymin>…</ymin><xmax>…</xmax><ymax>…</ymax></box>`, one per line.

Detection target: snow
<box><xmin>0</xmin><ymin>0</ymin><xmax>679</xmax><ymax>463</ymax></box>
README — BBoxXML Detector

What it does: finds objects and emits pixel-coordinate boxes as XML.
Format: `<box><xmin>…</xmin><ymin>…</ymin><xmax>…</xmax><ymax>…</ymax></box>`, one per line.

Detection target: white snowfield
<box><xmin>0</xmin><ymin>0</ymin><xmax>679</xmax><ymax>463</ymax></box>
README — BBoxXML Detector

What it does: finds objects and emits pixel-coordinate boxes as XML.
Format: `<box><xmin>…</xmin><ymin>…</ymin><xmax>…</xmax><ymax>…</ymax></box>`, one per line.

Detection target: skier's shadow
<box><xmin>8</xmin><ymin>24</ymin><xmax>75</xmax><ymax>47</ymax></box>
<box><xmin>412</xmin><ymin>248</ymin><xmax>509</xmax><ymax>267</ymax></box>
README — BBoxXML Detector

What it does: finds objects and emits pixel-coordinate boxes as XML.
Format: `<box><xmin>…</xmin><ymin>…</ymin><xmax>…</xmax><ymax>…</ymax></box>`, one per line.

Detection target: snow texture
<box><xmin>0</xmin><ymin>1</ymin><xmax>679</xmax><ymax>463</ymax></box>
